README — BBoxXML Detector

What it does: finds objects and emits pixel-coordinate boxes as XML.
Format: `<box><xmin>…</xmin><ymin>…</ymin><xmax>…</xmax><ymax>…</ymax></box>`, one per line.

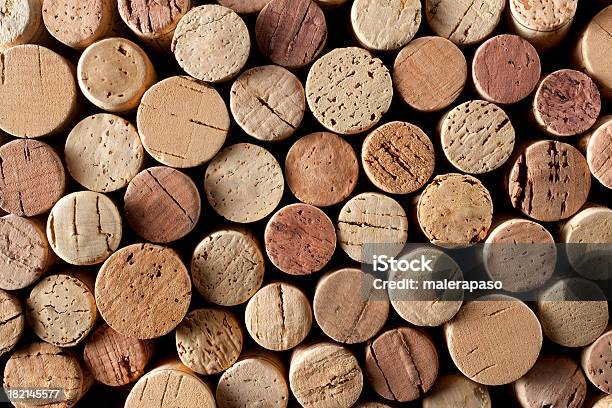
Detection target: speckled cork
<box><xmin>95</xmin><ymin>243</ymin><xmax>192</xmax><ymax>340</ymax></box>
<box><xmin>137</xmin><ymin>76</ymin><xmax>230</xmax><ymax>168</ymax></box>
<box><xmin>218</xmin><ymin>0</ymin><xmax>271</xmax><ymax>14</ymax></box>
<box><xmin>172</xmin><ymin>5</ymin><xmax>250</xmax><ymax>83</ymax></box>
<box><xmin>509</xmin><ymin>0</ymin><xmax>578</xmax><ymax>50</ymax></box>
<box><xmin>245</xmin><ymin>282</ymin><xmax>312</xmax><ymax>351</ymax></box>
<box><xmin>0</xmin><ymin>289</ymin><xmax>24</xmax><ymax>356</ymax></box>
<box><xmin>289</xmin><ymin>342</ymin><xmax>363</xmax><ymax>408</ymax></box>
<box><xmin>0</xmin><ymin>0</ymin><xmax>44</xmax><ymax>49</ymax></box>
<box><xmin>0</xmin><ymin>139</ymin><xmax>66</xmax><ymax>217</ymax></box>
<box><xmin>192</xmin><ymin>228</ymin><xmax>264</xmax><ymax>306</ymax></box>
<box><xmin>583</xmin><ymin>117</ymin><xmax>612</xmax><ymax>189</ymax></box>
<box><xmin>472</xmin><ymin>35</ymin><xmax>541</xmax><ymax>105</ymax></box>
<box><xmin>285</xmin><ymin>132</ymin><xmax>358</xmax><ymax>207</ymax></box>
<box><xmin>508</xmin><ymin>141</ymin><xmax>591</xmax><ymax>222</ymax></box>
<box><xmin>445</xmin><ymin>296</ymin><xmax>542</xmax><ymax>385</ymax></box>
<box><xmin>83</xmin><ymin>323</ymin><xmax>153</xmax><ymax>387</ymax></box>
<box><xmin>422</xmin><ymin>373</ymin><xmax>491</xmax><ymax>408</ymax></box>
<box><xmin>176</xmin><ymin>308</ymin><xmax>243</xmax><ymax>375</ymax></box>
<box><xmin>582</xmin><ymin>328</ymin><xmax>612</xmax><ymax>394</ymax></box>
<box><xmin>0</xmin><ymin>45</ymin><xmax>77</xmax><ymax>138</ymax></box>
<box><xmin>440</xmin><ymin>100</ymin><xmax>515</xmax><ymax>174</ymax></box>
<box><xmin>205</xmin><ymin>143</ymin><xmax>284</xmax><ymax>223</ymax></box>
<box><xmin>393</xmin><ymin>36</ymin><xmax>467</xmax><ymax>112</ymax></box>
<box><xmin>575</xmin><ymin>6</ymin><xmax>612</xmax><ymax>99</ymax></box>
<box><xmin>230</xmin><ymin>65</ymin><xmax>305</xmax><ymax>142</ymax></box>
<box><xmin>306</xmin><ymin>47</ymin><xmax>392</xmax><ymax>135</ymax></box>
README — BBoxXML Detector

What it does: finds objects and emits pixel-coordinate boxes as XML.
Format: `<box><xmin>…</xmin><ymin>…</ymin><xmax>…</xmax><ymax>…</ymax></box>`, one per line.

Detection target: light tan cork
<box><xmin>575</xmin><ymin>6</ymin><xmax>612</xmax><ymax>99</ymax></box>
<box><xmin>217</xmin><ymin>0</ymin><xmax>271</xmax><ymax>13</ymax></box>
<box><xmin>581</xmin><ymin>116</ymin><xmax>612</xmax><ymax>189</ymax></box>
<box><xmin>423</xmin><ymin>373</ymin><xmax>491</xmax><ymax>408</ymax></box>
<box><xmin>589</xmin><ymin>395</ymin><xmax>612</xmax><ymax>408</ymax></box>
<box><xmin>582</xmin><ymin>328</ymin><xmax>612</xmax><ymax>394</ymax></box>
<box><xmin>354</xmin><ymin>403</ymin><xmax>393</xmax><ymax>408</ymax></box>
<box><xmin>0</xmin><ymin>0</ymin><xmax>45</xmax><ymax>50</ymax></box>
<box><xmin>509</xmin><ymin>0</ymin><xmax>578</xmax><ymax>50</ymax></box>
<box><xmin>0</xmin><ymin>289</ymin><xmax>24</xmax><ymax>357</ymax></box>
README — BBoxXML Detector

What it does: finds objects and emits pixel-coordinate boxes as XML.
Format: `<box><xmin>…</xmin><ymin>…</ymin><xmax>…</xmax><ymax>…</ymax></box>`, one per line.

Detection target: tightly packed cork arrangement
<box><xmin>1</xmin><ymin>1</ymin><xmax>612</xmax><ymax>408</ymax></box>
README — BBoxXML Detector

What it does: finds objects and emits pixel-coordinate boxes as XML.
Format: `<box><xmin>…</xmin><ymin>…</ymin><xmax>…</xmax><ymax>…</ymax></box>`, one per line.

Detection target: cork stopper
<box><xmin>0</xmin><ymin>0</ymin><xmax>44</xmax><ymax>49</ymax></box>
<box><xmin>575</xmin><ymin>6</ymin><xmax>612</xmax><ymax>99</ymax></box>
<box><xmin>582</xmin><ymin>328</ymin><xmax>612</xmax><ymax>394</ymax></box>
<box><xmin>95</xmin><ymin>243</ymin><xmax>192</xmax><ymax>339</ymax></box>
<box><xmin>217</xmin><ymin>0</ymin><xmax>271</xmax><ymax>14</ymax></box>
<box><xmin>589</xmin><ymin>395</ymin><xmax>612</xmax><ymax>408</ymax></box>
<box><xmin>584</xmin><ymin>118</ymin><xmax>612</xmax><ymax>189</ymax></box>
<box><xmin>422</xmin><ymin>373</ymin><xmax>491</xmax><ymax>408</ymax></box>
<box><xmin>355</xmin><ymin>403</ymin><xmax>393</xmax><ymax>408</ymax></box>
<box><xmin>509</xmin><ymin>0</ymin><xmax>578</xmax><ymax>50</ymax></box>
<box><xmin>0</xmin><ymin>289</ymin><xmax>24</xmax><ymax>357</ymax></box>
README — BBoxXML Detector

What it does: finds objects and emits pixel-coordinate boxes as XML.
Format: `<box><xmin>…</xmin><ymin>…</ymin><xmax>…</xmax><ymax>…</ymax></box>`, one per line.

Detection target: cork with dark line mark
<box><xmin>582</xmin><ymin>117</ymin><xmax>612</xmax><ymax>189</ymax></box>
<box><xmin>582</xmin><ymin>328</ymin><xmax>612</xmax><ymax>394</ymax></box>
<box><xmin>0</xmin><ymin>289</ymin><xmax>24</xmax><ymax>357</ymax></box>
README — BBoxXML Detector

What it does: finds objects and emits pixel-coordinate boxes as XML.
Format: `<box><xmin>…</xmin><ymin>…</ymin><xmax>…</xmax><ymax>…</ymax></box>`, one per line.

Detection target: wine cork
<box><xmin>0</xmin><ymin>215</ymin><xmax>52</xmax><ymax>290</ymax></box>
<box><xmin>0</xmin><ymin>289</ymin><xmax>24</xmax><ymax>356</ymax></box>
<box><xmin>0</xmin><ymin>45</ymin><xmax>77</xmax><ymax>138</ymax></box>
<box><xmin>508</xmin><ymin>140</ymin><xmax>591</xmax><ymax>222</ymax></box>
<box><xmin>83</xmin><ymin>323</ymin><xmax>153</xmax><ymax>387</ymax></box>
<box><xmin>362</xmin><ymin>121</ymin><xmax>435</xmax><ymax>194</ymax></box>
<box><xmin>0</xmin><ymin>139</ymin><xmax>66</xmax><ymax>217</ymax></box>
<box><xmin>350</xmin><ymin>0</ymin><xmax>421</xmax><ymax>52</ymax></box>
<box><xmin>65</xmin><ymin>114</ymin><xmax>144</xmax><ymax>193</ymax></box>
<box><xmin>26</xmin><ymin>272</ymin><xmax>96</xmax><ymax>347</ymax></box>
<box><xmin>444</xmin><ymin>295</ymin><xmax>543</xmax><ymax>385</ymax></box>
<box><xmin>509</xmin><ymin>0</ymin><xmax>578</xmax><ymax>50</ymax></box>
<box><xmin>484</xmin><ymin>218</ymin><xmax>556</xmax><ymax>292</ymax></box>
<box><xmin>590</xmin><ymin>396</ymin><xmax>612</xmax><ymax>408</ymax></box>
<box><xmin>472</xmin><ymin>34</ymin><xmax>541</xmax><ymax>105</ymax></box>
<box><xmin>422</xmin><ymin>373</ymin><xmax>491</xmax><ymax>408</ymax></box>
<box><xmin>440</xmin><ymin>100</ymin><xmax>515</xmax><ymax>174</ymax></box>
<box><xmin>78</xmin><ymin>37</ymin><xmax>157</xmax><ymax>113</ymax></box>
<box><xmin>245</xmin><ymin>282</ymin><xmax>312</xmax><ymax>351</ymax></box>
<box><xmin>95</xmin><ymin>243</ymin><xmax>192</xmax><ymax>340</ymax></box>
<box><xmin>289</xmin><ymin>342</ymin><xmax>363</xmax><ymax>408</ymax></box>
<box><xmin>582</xmin><ymin>328</ymin><xmax>612</xmax><ymax>394</ymax></box>
<box><xmin>217</xmin><ymin>0</ymin><xmax>271</xmax><ymax>14</ymax></box>
<box><xmin>583</xmin><ymin>117</ymin><xmax>612</xmax><ymax>189</ymax></box>
<box><xmin>175</xmin><ymin>308</ymin><xmax>243</xmax><ymax>375</ymax></box>
<box><xmin>265</xmin><ymin>204</ymin><xmax>336</xmax><ymax>276</ymax></box>
<box><xmin>172</xmin><ymin>5</ymin><xmax>249</xmax><ymax>83</ymax></box>
<box><xmin>513</xmin><ymin>355</ymin><xmax>586</xmax><ymax>408</ymax></box>
<box><xmin>425</xmin><ymin>0</ymin><xmax>505</xmax><ymax>46</ymax></box>
<box><xmin>306</xmin><ymin>47</ymin><xmax>392</xmax><ymax>135</ymax></box>
<box><xmin>314</xmin><ymin>268</ymin><xmax>389</xmax><ymax>344</ymax></box>
<box><xmin>354</xmin><ymin>403</ymin><xmax>392</xmax><ymax>408</ymax></box>
<box><xmin>536</xmin><ymin>278</ymin><xmax>608</xmax><ymax>347</ymax></box>
<box><xmin>205</xmin><ymin>143</ymin><xmax>284</xmax><ymax>223</ymax></box>
<box><xmin>124</xmin><ymin>166</ymin><xmax>200</xmax><ymax>244</ymax></box>
<box><xmin>3</xmin><ymin>342</ymin><xmax>92</xmax><ymax>408</ymax></box>
<box><xmin>0</xmin><ymin>0</ymin><xmax>44</xmax><ymax>49</ymax></box>
<box><xmin>192</xmin><ymin>228</ymin><xmax>264</xmax><ymax>306</ymax></box>
<box><xmin>137</xmin><ymin>76</ymin><xmax>230</xmax><ymax>168</ymax></box>
<box><xmin>418</xmin><ymin>173</ymin><xmax>493</xmax><ymax>247</ymax></box>
<box><xmin>393</xmin><ymin>36</ymin><xmax>467</xmax><ymax>113</ymax></box>
<box><xmin>337</xmin><ymin>193</ymin><xmax>408</xmax><ymax>262</ymax></box>
<box><xmin>230</xmin><ymin>65</ymin><xmax>305</xmax><ymax>142</ymax></box>
<box><xmin>575</xmin><ymin>6</ymin><xmax>612</xmax><ymax>99</ymax></box>
<box><xmin>285</xmin><ymin>132</ymin><xmax>358</xmax><ymax>207</ymax></box>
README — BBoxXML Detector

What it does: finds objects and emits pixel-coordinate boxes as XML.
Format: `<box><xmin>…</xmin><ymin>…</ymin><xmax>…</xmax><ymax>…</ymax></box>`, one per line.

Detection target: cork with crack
<box><xmin>583</xmin><ymin>117</ymin><xmax>612</xmax><ymax>189</ymax></box>
<box><xmin>0</xmin><ymin>289</ymin><xmax>24</xmax><ymax>356</ymax></box>
<box><xmin>582</xmin><ymin>329</ymin><xmax>612</xmax><ymax>394</ymax></box>
<box><xmin>422</xmin><ymin>373</ymin><xmax>491</xmax><ymax>408</ymax></box>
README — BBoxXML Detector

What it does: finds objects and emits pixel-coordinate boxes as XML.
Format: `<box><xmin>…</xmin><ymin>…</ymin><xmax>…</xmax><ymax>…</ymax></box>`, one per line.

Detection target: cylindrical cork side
<box><xmin>582</xmin><ymin>117</ymin><xmax>612</xmax><ymax>189</ymax></box>
<box><xmin>509</xmin><ymin>0</ymin><xmax>578</xmax><ymax>50</ymax></box>
<box><xmin>582</xmin><ymin>328</ymin><xmax>612</xmax><ymax>394</ymax></box>
<box><xmin>422</xmin><ymin>373</ymin><xmax>491</xmax><ymax>408</ymax></box>
<box><xmin>0</xmin><ymin>289</ymin><xmax>24</xmax><ymax>357</ymax></box>
<box><xmin>0</xmin><ymin>0</ymin><xmax>45</xmax><ymax>50</ymax></box>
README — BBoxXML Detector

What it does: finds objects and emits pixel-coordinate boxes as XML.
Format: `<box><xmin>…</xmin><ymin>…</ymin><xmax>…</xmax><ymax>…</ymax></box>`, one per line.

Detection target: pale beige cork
<box><xmin>354</xmin><ymin>403</ymin><xmax>393</xmax><ymax>408</ymax></box>
<box><xmin>217</xmin><ymin>0</ymin><xmax>271</xmax><ymax>14</ymax></box>
<box><xmin>175</xmin><ymin>308</ymin><xmax>243</xmax><ymax>375</ymax></box>
<box><xmin>509</xmin><ymin>0</ymin><xmax>578</xmax><ymax>50</ymax></box>
<box><xmin>590</xmin><ymin>395</ymin><xmax>612</xmax><ymax>408</ymax></box>
<box><xmin>0</xmin><ymin>0</ymin><xmax>45</xmax><ymax>50</ymax></box>
<box><xmin>172</xmin><ymin>5</ymin><xmax>250</xmax><ymax>83</ymax></box>
<box><xmin>138</xmin><ymin>75</ymin><xmax>230</xmax><ymax>168</ymax></box>
<box><xmin>582</xmin><ymin>116</ymin><xmax>612</xmax><ymax>189</ymax></box>
<box><xmin>0</xmin><ymin>289</ymin><xmax>24</xmax><ymax>357</ymax></box>
<box><xmin>423</xmin><ymin>373</ymin><xmax>491</xmax><ymax>408</ymax></box>
<box><xmin>575</xmin><ymin>6</ymin><xmax>612</xmax><ymax>99</ymax></box>
<box><xmin>245</xmin><ymin>282</ymin><xmax>312</xmax><ymax>351</ymax></box>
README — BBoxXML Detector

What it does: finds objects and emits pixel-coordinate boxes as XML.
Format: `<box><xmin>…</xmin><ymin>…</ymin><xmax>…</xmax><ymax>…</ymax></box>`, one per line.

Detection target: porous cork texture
<box><xmin>306</xmin><ymin>47</ymin><xmax>392</xmax><ymax>135</ymax></box>
<box><xmin>218</xmin><ymin>0</ymin><xmax>271</xmax><ymax>14</ymax></box>
<box><xmin>205</xmin><ymin>143</ymin><xmax>284</xmax><ymax>223</ymax></box>
<box><xmin>0</xmin><ymin>0</ymin><xmax>44</xmax><ymax>49</ymax></box>
<box><xmin>422</xmin><ymin>373</ymin><xmax>491</xmax><ymax>408</ymax></box>
<box><xmin>0</xmin><ymin>289</ymin><xmax>24</xmax><ymax>356</ymax></box>
<box><xmin>95</xmin><ymin>243</ymin><xmax>192</xmax><ymax>340</ymax></box>
<box><xmin>440</xmin><ymin>100</ymin><xmax>515</xmax><ymax>174</ymax></box>
<box><xmin>191</xmin><ymin>228</ymin><xmax>264</xmax><ymax>307</ymax></box>
<box><xmin>585</xmin><ymin>119</ymin><xmax>612</xmax><ymax>189</ymax></box>
<box><xmin>575</xmin><ymin>6</ymin><xmax>612</xmax><ymax>99</ymax></box>
<box><xmin>582</xmin><ymin>329</ymin><xmax>612</xmax><ymax>394</ymax></box>
<box><xmin>172</xmin><ymin>5</ymin><xmax>250</xmax><ymax>83</ymax></box>
<box><xmin>230</xmin><ymin>65</ymin><xmax>305</xmax><ymax>142</ymax></box>
<box><xmin>175</xmin><ymin>308</ymin><xmax>243</xmax><ymax>375</ymax></box>
<box><xmin>509</xmin><ymin>0</ymin><xmax>577</xmax><ymax>49</ymax></box>
<box><xmin>137</xmin><ymin>76</ymin><xmax>229</xmax><ymax>168</ymax></box>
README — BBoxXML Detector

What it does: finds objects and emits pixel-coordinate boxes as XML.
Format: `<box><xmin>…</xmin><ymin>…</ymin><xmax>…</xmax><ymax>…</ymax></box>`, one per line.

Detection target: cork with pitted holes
<box><xmin>509</xmin><ymin>0</ymin><xmax>578</xmax><ymax>50</ymax></box>
<box><xmin>0</xmin><ymin>289</ymin><xmax>24</xmax><ymax>357</ymax></box>
<box><xmin>0</xmin><ymin>0</ymin><xmax>45</xmax><ymax>50</ymax></box>
<box><xmin>582</xmin><ymin>328</ymin><xmax>612</xmax><ymax>394</ymax></box>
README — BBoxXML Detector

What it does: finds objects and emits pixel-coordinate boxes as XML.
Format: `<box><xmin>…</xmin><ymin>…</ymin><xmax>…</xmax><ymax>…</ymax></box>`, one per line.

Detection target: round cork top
<box><xmin>365</xmin><ymin>327</ymin><xmax>439</xmax><ymax>402</ymax></box>
<box><xmin>218</xmin><ymin>0</ymin><xmax>271</xmax><ymax>14</ymax></box>
<box><xmin>350</xmin><ymin>0</ymin><xmax>421</xmax><ymax>51</ymax></box>
<box><xmin>0</xmin><ymin>289</ymin><xmax>24</xmax><ymax>357</ymax></box>
<box><xmin>256</xmin><ymin>0</ymin><xmax>327</xmax><ymax>69</ymax></box>
<box><xmin>591</xmin><ymin>396</ymin><xmax>612</xmax><ymax>408</ymax></box>
<box><xmin>265</xmin><ymin>204</ymin><xmax>336</xmax><ymax>276</ymax></box>
<box><xmin>26</xmin><ymin>273</ymin><xmax>96</xmax><ymax>347</ymax></box>
<box><xmin>306</xmin><ymin>47</ymin><xmax>392</xmax><ymax>135</ymax></box>
<box><xmin>125</xmin><ymin>167</ymin><xmax>200</xmax><ymax>244</ymax></box>
<box><xmin>362</xmin><ymin>121</ymin><xmax>435</xmax><ymax>194</ymax></box>
<box><xmin>0</xmin><ymin>139</ymin><xmax>66</xmax><ymax>217</ymax></box>
<box><xmin>230</xmin><ymin>65</ymin><xmax>305</xmax><ymax>142</ymax></box>
<box><xmin>245</xmin><ymin>282</ymin><xmax>312</xmax><ymax>351</ymax></box>
<box><xmin>192</xmin><ymin>228</ymin><xmax>264</xmax><ymax>306</ymax></box>
<box><xmin>0</xmin><ymin>45</ymin><xmax>77</xmax><ymax>138</ymax></box>
<box><xmin>578</xmin><ymin>6</ymin><xmax>612</xmax><ymax>96</ymax></box>
<box><xmin>47</xmin><ymin>191</ymin><xmax>122</xmax><ymax>265</ymax></box>
<box><xmin>314</xmin><ymin>268</ymin><xmax>389</xmax><ymax>344</ymax></box>
<box><xmin>172</xmin><ymin>5</ymin><xmax>250</xmax><ymax>83</ymax></box>
<box><xmin>422</xmin><ymin>373</ymin><xmax>491</xmax><ymax>408</ymax></box>
<box><xmin>83</xmin><ymin>323</ymin><xmax>153</xmax><ymax>387</ymax></box>
<box><xmin>508</xmin><ymin>140</ymin><xmax>591</xmax><ymax>222</ymax></box>
<box><xmin>176</xmin><ymin>308</ymin><xmax>243</xmax><ymax>375</ymax></box>
<box><xmin>472</xmin><ymin>35</ymin><xmax>541</xmax><ymax>105</ymax></box>
<box><xmin>205</xmin><ymin>143</ymin><xmax>284</xmax><ymax>223</ymax></box>
<box><xmin>285</xmin><ymin>132</ymin><xmax>358</xmax><ymax>207</ymax></box>
<box><xmin>65</xmin><ymin>114</ymin><xmax>144</xmax><ymax>193</ymax></box>
<box><xmin>96</xmin><ymin>243</ymin><xmax>192</xmax><ymax>340</ymax></box>
<box><xmin>586</xmin><ymin>119</ymin><xmax>612</xmax><ymax>189</ymax></box>
<box><xmin>393</xmin><ymin>36</ymin><xmax>467</xmax><ymax>112</ymax></box>
<box><xmin>137</xmin><ymin>76</ymin><xmax>230</xmax><ymax>168</ymax></box>
<box><xmin>0</xmin><ymin>215</ymin><xmax>50</xmax><ymax>290</ymax></box>
<box><xmin>444</xmin><ymin>296</ymin><xmax>542</xmax><ymax>385</ymax></box>
<box><xmin>0</xmin><ymin>0</ymin><xmax>43</xmax><ymax>49</ymax></box>
<box><xmin>118</xmin><ymin>0</ymin><xmax>190</xmax><ymax>39</ymax></box>
<box><xmin>440</xmin><ymin>100</ymin><xmax>515</xmax><ymax>174</ymax></box>
<box><xmin>582</xmin><ymin>329</ymin><xmax>612</xmax><ymax>394</ymax></box>
<box><xmin>510</xmin><ymin>0</ymin><xmax>578</xmax><ymax>32</ymax></box>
